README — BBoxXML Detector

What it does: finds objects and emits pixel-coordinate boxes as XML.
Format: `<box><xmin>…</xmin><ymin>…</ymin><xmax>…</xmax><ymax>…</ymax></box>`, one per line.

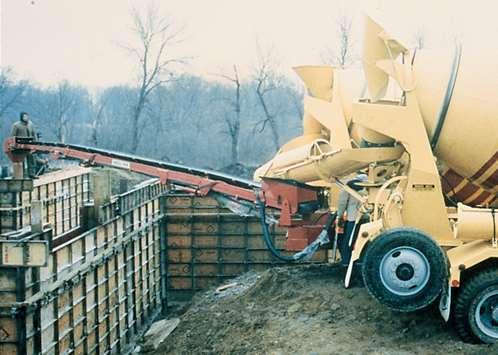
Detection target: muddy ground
<box><xmin>155</xmin><ymin>264</ymin><xmax>496</xmax><ymax>354</ymax></box>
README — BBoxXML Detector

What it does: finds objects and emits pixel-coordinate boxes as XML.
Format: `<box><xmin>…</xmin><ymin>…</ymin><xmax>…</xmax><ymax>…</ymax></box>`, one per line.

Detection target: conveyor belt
<box><xmin>5</xmin><ymin>137</ymin><xmax>323</xmax><ymax>219</ymax></box>
<box><xmin>14</xmin><ymin>138</ymin><xmax>260</xmax><ymax>190</ymax></box>
<box><xmin>4</xmin><ymin>136</ymin><xmax>328</xmax><ymax>262</ymax></box>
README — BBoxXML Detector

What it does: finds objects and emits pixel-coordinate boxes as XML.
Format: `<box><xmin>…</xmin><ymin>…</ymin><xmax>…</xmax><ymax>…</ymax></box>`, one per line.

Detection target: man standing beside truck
<box><xmin>336</xmin><ymin>173</ymin><xmax>368</xmax><ymax>266</ymax></box>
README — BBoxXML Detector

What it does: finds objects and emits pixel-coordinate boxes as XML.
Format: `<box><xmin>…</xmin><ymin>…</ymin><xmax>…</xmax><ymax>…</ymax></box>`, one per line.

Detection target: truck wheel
<box><xmin>454</xmin><ymin>268</ymin><xmax>498</xmax><ymax>344</ymax></box>
<box><xmin>362</xmin><ymin>227</ymin><xmax>447</xmax><ymax>312</ymax></box>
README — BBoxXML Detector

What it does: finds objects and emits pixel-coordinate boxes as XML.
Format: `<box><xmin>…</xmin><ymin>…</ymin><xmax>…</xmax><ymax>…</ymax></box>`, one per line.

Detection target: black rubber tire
<box><xmin>454</xmin><ymin>268</ymin><xmax>498</xmax><ymax>344</ymax></box>
<box><xmin>362</xmin><ymin>227</ymin><xmax>448</xmax><ymax>312</ymax></box>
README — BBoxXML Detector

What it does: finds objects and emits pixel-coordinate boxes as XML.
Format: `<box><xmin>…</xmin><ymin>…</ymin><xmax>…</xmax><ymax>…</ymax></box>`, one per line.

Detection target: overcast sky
<box><xmin>1</xmin><ymin>0</ymin><xmax>497</xmax><ymax>88</ymax></box>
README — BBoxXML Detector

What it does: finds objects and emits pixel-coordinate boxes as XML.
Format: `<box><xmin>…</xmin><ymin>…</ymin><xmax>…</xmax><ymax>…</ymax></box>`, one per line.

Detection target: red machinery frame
<box><xmin>4</xmin><ymin>137</ymin><xmax>324</xmax><ymax>229</ymax></box>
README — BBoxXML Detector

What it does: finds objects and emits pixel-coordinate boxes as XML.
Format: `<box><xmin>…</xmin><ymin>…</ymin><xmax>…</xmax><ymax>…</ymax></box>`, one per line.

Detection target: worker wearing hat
<box><xmin>10</xmin><ymin>112</ymin><xmax>38</xmax><ymax>178</ymax></box>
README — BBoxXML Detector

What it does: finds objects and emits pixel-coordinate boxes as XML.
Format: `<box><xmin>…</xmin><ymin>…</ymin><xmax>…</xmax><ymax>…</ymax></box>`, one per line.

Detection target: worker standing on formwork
<box><xmin>336</xmin><ymin>173</ymin><xmax>367</xmax><ymax>266</ymax></box>
<box><xmin>10</xmin><ymin>112</ymin><xmax>38</xmax><ymax>178</ymax></box>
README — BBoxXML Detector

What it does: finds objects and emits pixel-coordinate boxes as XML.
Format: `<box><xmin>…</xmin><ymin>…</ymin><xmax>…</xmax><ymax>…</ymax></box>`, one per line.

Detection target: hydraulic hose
<box><xmin>257</xmin><ymin>198</ymin><xmax>336</xmax><ymax>262</ymax></box>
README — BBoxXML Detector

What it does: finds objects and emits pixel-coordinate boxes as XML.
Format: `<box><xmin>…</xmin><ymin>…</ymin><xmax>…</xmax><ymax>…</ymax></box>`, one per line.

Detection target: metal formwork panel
<box><xmin>2</xmin><ymin>174</ymin><xmax>328</xmax><ymax>353</ymax></box>
<box><xmin>0</xmin><ymin>172</ymin><xmax>91</xmax><ymax>237</ymax></box>
<box><xmin>34</xmin><ymin>203</ymin><xmax>162</xmax><ymax>354</ymax></box>
<box><xmin>164</xmin><ymin>194</ymin><xmax>328</xmax><ymax>300</ymax></box>
<box><xmin>1</xmin><ymin>177</ymin><xmax>165</xmax><ymax>355</ymax></box>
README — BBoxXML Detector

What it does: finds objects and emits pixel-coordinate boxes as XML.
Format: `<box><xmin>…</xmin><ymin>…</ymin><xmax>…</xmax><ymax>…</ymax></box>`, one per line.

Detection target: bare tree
<box><xmin>47</xmin><ymin>80</ymin><xmax>79</xmax><ymax>143</ymax></box>
<box><xmin>124</xmin><ymin>5</ymin><xmax>185</xmax><ymax>153</ymax></box>
<box><xmin>0</xmin><ymin>67</ymin><xmax>27</xmax><ymax>121</ymax></box>
<box><xmin>145</xmin><ymin>76</ymin><xmax>203</xmax><ymax>162</ymax></box>
<box><xmin>215</xmin><ymin>65</ymin><xmax>242</xmax><ymax>166</ymax></box>
<box><xmin>321</xmin><ymin>15</ymin><xmax>356</xmax><ymax>68</ymax></box>
<box><xmin>252</xmin><ymin>43</ymin><xmax>282</xmax><ymax>152</ymax></box>
<box><xmin>288</xmin><ymin>83</ymin><xmax>304</xmax><ymax>126</ymax></box>
<box><xmin>89</xmin><ymin>93</ymin><xmax>107</xmax><ymax>147</ymax></box>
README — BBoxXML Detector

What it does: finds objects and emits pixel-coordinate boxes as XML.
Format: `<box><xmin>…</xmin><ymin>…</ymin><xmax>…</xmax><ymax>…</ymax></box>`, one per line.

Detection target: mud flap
<box><xmin>439</xmin><ymin>281</ymin><xmax>452</xmax><ymax>322</ymax></box>
<box><xmin>344</xmin><ymin>259</ymin><xmax>354</xmax><ymax>288</ymax></box>
<box><xmin>343</xmin><ymin>220</ymin><xmax>384</xmax><ymax>288</ymax></box>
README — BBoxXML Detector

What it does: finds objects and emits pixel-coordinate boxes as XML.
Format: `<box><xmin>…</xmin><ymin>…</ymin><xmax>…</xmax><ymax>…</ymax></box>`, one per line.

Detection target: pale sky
<box><xmin>1</xmin><ymin>0</ymin><xmax>497</xmax><ymax>88</ymax></box>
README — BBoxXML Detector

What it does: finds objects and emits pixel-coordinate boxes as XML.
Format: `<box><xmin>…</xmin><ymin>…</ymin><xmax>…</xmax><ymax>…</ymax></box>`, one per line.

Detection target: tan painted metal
<box><xmin>255</xmin><ymin>15</ymin><xmax>497</xmax><ymax>285</ymax></box>
<box><xmin>414</xmin><ymin>49</ymin><xmax>498</xmax><ymax>189</ymax></box>
<box><xmin>447</xmin><ymin>240</ymin><xmax>498</xmax><ymax>284</ymax></box>
<box><xmin>363</xmin><ymin>16</ymin><xmax>498</xmax><ymax>194</ymax></box>
<box><xmin>255</xmin><ymin>138</ymin><xmax>403</xmax><ymax>183</ymax></box>
<box><xmin>456</xmin><ymin>203</ymin><xmax>498</xmax><ymax>242</ymax></box>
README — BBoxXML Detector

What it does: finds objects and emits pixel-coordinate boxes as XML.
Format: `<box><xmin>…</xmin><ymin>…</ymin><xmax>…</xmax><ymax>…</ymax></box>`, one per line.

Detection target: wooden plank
<box><xmin>0</xmin><ymin>268</ymin><xmax>18</xmax><ymax>291</ymax></box>
<box><xmin>0</xmin><ymin>343</ymin><xmax>18</xmax><ymax>355</ymax></box>
<box><xmin>220</xmin><ymin>235</ymin><xmax>245</xmax><ymax>248</ymax></box>
<box><xmin>221</xmin><ymin>249</ymin><xmax>246</xmax><ymax>263</ymax></box>
<box><xmin>167</xmin><ymin>277</ymin><xmax>192</xmax><ymax>290</ymax></box>
<box><xmin>0</xmin><ymin>179</ymin><xmax>33</xmax><ymax>193</ymax></box>
<box><xmin>167</xmin><ymin>249</ymin><xmax>192</xmax><ymax>263</ymax></box>
<box><xmin>24</xmin><ymin>313</ymin><xmax>36</xmax><ymax>355</ymax></box>
<box><xmin>167</xmin><ymin>264</ymin><xmax>190</xmax><ymax>277</ymax></box>
<box><xmin>0</xmin><ymin>316</ymin><xmax>18</xmax><ymax>343</ymax></box>
<box><xmin>222</xmin><ymin>264</ymin><xmax>246</xmax><ymax>276</ymax></box>
<box><xmin>1</xmin><ymin>240</ymin><xmax>48</xmax><ymax>267</ymax></box>
<box><xmin>33</xmin><ymin>167</ymin><xmax>91</xmax><ymax>188</ymax></box>
<box><xmin>193</xmin><ymin>264</ymin><xmax>217</xmax><ymax>277</ymax></box>
<box><xmin>166</xmin><ymin>222</ymin><xmax>191</xmax><ymax>235</ymax></box>
<box><xmin>193</xmin><ymin>249</ymin><xmax>217</xmax><ymax>263</ymax></box>
<box><xmin>194</xmin><ymin>277</ymin><xmax>220</xmax><ymax>290</ymax></box>
<box><xmin>167</xmin><ymin>234</ymin><xmax>192</xmax><ymax>248</ymax></box>
<box><xmin>192</xmin><ymin>235</ymin><xmax>217</xmax><ymax>248</ymax></box>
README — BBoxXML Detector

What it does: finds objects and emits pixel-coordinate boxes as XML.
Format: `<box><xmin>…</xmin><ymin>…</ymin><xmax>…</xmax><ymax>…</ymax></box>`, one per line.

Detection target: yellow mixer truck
<box><xmin>255</xmin><ymin>16</ymin><xmax>498</xmax><ymax>343</ymax></box>
<box><xmin>4</xmin><ymin>15</ymin><xmax>497</xmax><ymax>345</ymax></box>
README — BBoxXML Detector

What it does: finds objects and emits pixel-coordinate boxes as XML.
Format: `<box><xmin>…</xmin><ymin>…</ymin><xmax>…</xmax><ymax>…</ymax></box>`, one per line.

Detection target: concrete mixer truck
<box><xmin>3</xmin><ymin>15</ymin><xmax>496</xmax><ymax>345</ymax></box>
<box><xmin>255</xmin><ymin>16</ymin><xmax>498</xmax><ymax>343</ymax></box>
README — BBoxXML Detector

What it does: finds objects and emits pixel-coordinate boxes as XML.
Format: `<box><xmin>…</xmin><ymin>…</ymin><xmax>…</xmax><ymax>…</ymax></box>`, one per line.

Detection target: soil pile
<box><xmin>157</xmin><ymin>264</ymin><xmax>495</xmax><ymax>354</ymax></box>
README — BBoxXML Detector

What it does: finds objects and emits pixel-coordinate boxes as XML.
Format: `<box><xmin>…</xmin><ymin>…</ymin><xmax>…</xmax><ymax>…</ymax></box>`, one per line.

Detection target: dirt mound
<box><xmin>156</xmin><ymin>264</ymin><xmax>495</xmax><ymax>354</ymax></box>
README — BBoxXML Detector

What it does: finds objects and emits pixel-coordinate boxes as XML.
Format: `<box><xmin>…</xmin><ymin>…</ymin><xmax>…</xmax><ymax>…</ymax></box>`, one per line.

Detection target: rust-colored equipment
<box><xmin>3</xmin><ymin>136</ymin><xmax>332</xmax><ymax>264</ymax></box>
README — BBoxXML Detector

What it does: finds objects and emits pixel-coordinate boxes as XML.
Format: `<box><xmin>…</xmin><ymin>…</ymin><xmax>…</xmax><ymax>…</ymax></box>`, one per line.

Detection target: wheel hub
<box><xmin>475</xmin><ymin>290</ymin><xmax>498</xmax><ymax>339</ymax></box>
<box><xmin>379</xmin><ymin>246</ymin><xmax>430</xmax><ymax>296</ymax></box>
<box><xmin>396</xmin><ymin>263</ymin><xmax>415</xmax><ymax>281</ymax></box>
<box><xmin>492</xmin><ymin>306</ymin><xmax>498</xmax><ymax>323</ymax></box>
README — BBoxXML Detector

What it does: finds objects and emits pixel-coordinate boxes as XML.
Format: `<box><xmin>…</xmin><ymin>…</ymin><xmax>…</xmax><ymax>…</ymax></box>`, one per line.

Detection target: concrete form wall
<box><xmin>163</xmin><ymin>194</ymin><xmax>328</xmax><ymax>300</ymax></box>
<box><xmin>0</xmin><ymin>167</ymin><xmax>91</xmax><ymax>236</ymax></box>
<box><xmin>0</xmin><ymin>170</ymin><xmax>167</xmax><ymax>355</ymax></box>
<box><xmin>1</xmin><ymin>169</ymin><xmax>328</xmax><ymax>354</ymax></box>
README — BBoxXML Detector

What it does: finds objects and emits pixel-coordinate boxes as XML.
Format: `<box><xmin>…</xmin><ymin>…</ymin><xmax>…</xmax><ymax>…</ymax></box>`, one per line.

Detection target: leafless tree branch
<box><xmin>214</xmin><ymin>65</ymin><xmax>242</xmax><ymax>165</ymax></box>
<box><xmin>321</xmin><ymin>15</ymin><xmax>356</xmax><ymax>68</ymax></box>
<box><xmin>0</xmin><ymin>68</ymin><xmax>27</xmax><ymax>120</ymax></box>
<box><xmin>251</xmin><ymin>42</ymin><xmax>282</xmax><ymax>152</ymax></box>
<box><xmin>125</xmin><ymin>4</ymin><xmax>186</xmax><ymax>153</ymax></box>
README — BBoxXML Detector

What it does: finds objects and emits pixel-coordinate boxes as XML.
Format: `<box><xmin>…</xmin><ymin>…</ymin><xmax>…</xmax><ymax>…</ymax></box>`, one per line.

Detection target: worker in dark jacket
<box><xmin>10</xmin><ymin>112</ymin><xmax>38</xmax><ymax>177</ymax></box>
<box><xmin>336</xmin><ymin>173</ymin><xmax>368</xmax><ymax>266</ymax></box>
<box><xmin>11</xmin><ymin>112</ymin><xmax>37</xmax><ymax>138</ymax></box>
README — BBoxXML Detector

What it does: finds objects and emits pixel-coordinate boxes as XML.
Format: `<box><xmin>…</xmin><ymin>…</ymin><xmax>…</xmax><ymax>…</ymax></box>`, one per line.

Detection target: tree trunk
<box><xmin>91</xmin><ymin>120</ymin><xmax>98</xmax><ymax>147</ymax></box>
<box><xmin>230</xmin><ymin>123</ymin><xmax>239</xmax><ymax>165</ymax></box>
<box><xmin>268</xmin><ymin>120</ymin><xmax>280</xmax><ymax>153</ymax></box>
<box><xmin>131</xmin><ymin>110</ymin><xmax>140</xmax><ymax>153</ymax></box>
<box><xmin>131</xmin><ymin>95</ymin><xmax>145</xmax><ymax>153</ymax></box>
<box><xmin>232</xmin><ymin>80</ymin><xmax>241</xmax><ymax>165</ymax></box>
<box><xmin>256</xmin><ymin>90</ymin><xmax>280</xmax><ymax>152</ymax></box>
